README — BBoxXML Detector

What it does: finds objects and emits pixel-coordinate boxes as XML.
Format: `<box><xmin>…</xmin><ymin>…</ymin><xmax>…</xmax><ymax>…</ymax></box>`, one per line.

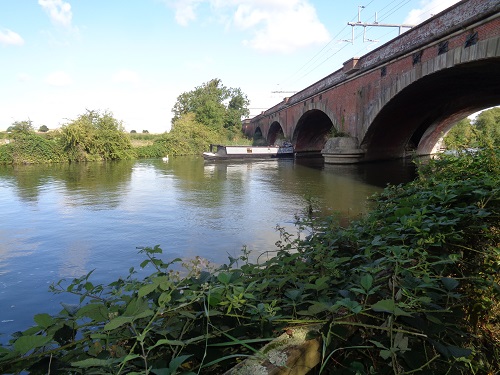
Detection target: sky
<box><xmin>0</xmin><ymin>0</ymin><xmax>462</xmax><ymax>134</ymax></box>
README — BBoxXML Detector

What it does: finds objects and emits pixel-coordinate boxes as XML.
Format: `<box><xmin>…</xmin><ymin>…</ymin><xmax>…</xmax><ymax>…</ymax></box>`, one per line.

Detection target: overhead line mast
<box><xmin>345</xmin><ymin>5</ymin><xmax>415</xmax><ymax>43</ymax></box>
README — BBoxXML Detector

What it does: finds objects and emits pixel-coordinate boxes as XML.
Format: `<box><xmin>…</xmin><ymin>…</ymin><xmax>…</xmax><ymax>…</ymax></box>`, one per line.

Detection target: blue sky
<box><xmin>0</xmin><ymin>0</ymin><xmax>460</xmax><ymax>133</ymax></box>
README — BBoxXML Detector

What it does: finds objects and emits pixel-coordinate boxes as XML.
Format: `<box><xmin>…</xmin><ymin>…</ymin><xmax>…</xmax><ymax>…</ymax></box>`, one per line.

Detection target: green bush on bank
<box><xmin>0</xmin><ymin>132</ymin><xmax>65</xmax><ymax>164</ymax></box>
<box><xmin>60</xmin><ymin>110</ymin><xmax>135</xmax><ymax>162</ymax></box>
<box><xmin>0</xmin><ymin>149</ymin><xmax>498</xmax><ymax>374</ymax></box>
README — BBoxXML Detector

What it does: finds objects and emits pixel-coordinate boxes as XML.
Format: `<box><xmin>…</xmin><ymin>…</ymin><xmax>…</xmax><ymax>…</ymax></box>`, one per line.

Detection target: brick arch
<box><xmin>292</xmin><ymin>109</ymin><xmax>336</xmax><ymax>153</ymax></box>
<box><xmin>360</xmin><ymin>38</ymin><xmax>500</xmax><ymax>160</ymax></box>
<box><xmin>267</xmin><ymin>121</ymin><xmax>286</xmax><ymax>145</ymax></box>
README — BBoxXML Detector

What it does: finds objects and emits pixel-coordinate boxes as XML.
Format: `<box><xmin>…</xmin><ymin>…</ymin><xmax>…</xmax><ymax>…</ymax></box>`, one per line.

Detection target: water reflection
<box><xmin>0</xmin><ymin>161</ymin><xmax>135</xmax><ymax>209</ymax></box>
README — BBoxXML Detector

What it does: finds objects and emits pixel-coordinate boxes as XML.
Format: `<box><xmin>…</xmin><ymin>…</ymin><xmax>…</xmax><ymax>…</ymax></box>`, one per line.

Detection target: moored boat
<box><xmin>203</xmin><ymin>143</ymin><xmax>294</xmax><ymax>160</ymax></box>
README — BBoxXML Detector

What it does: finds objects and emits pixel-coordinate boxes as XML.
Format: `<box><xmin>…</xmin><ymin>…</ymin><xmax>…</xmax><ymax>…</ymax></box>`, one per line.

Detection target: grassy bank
<box><xmin>0</xmin><ymin>148</ymin><xmax>499</xmax><ymax>374</ymax></box>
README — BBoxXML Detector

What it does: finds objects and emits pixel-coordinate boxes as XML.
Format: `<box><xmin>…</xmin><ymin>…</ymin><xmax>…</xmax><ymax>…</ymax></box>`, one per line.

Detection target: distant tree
<box><xmin>474</xmin><ymin>107</ymin><xmax>500</xmax><ymax>147</ymax></box>
<box><xmin>142</xmin><ymin>130</ymin><xmax>149</xmax><ymax>133</ymax></box>
<box><xmin>444</xmin><ymin>117</ymin><xmax>477</xmax><ymax>150</ymax></box>
<box><xmin>10</xmin><ymin>120</ymin><xmax>34</xmax><ymax>135</ymax></box>
<box><xmin>130</xmin><ymin>130</ymin><xmax>137</xmax><ymax>133</ymax></box>
<box><xmin>171</xmin><ymin>78</ymin><xmax>250</xmax><ymax>134</ymax></box>
<box><xmin>39</xmin><ymin>125</ymin><xmax>49</xmax><ymax>132</ymax></box>
<box><xmin>443</xmin><ymin>107</ymin><xmax>500</xmax><ymax>150</ymax></box>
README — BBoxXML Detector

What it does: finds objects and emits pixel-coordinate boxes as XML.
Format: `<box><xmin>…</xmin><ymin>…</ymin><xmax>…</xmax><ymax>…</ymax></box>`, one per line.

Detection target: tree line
<box><xmin>0</xmin><ymin>78</ymin><xmax>251</xmax><ymax>164</ymax></box>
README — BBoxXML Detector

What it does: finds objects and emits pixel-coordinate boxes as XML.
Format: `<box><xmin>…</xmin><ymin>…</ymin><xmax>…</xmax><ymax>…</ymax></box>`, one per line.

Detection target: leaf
<box><xmin>369</xmin><ymin>340</ymin><xmax>387</xmax><ymax>349</ymax></box>
<box><xmin>158</xmin><ymin>292</ymin><xmax>171</xmax><ymax>305</ymax></box>
<box><xmin>380</xmin><ymin>349</ymin><xmax>392</xmax><ymax>360</ymax></box>
<box><xmin>168</xmin><ymin>354</ymin><xmax>192</xmax><ymax>373</ymax></box>
<box><xmin>61</xmin><ymin>303</ymin><xmax>79</xmax><ymax>316</ymax></box>
<box><xmin>33</xmin><ymin>313</ymin><xmax>54</xmax><ymax>329</ymax></box>
<box><xmin>76</xmin><ymin>303</ymin><xmax>108</xmax><ymax>322</ymax></box>
<box><xmin>217</xmin><ymin>272</ymin><xmax>231</xmax><ymax>284</ymax></box>
<box><xmin>338</xmin><ymin>298</ymin><xmax>362</xmax><ymax>314</ymax></box>
<box><xmin>138</xmin><ymin>283</ymin><xmax>158</xmax><ymax>298</ymax></box>
<box><xmin>371</xmin><ymin>299</ymin><xmax>412</xmax><ymax>317</ymax></box>
<box><xmin>285</xmin><ymin>289</ymin><xmax>302</xmax><ymax>301</ymax></box>
<box><xmin>360</xmin><ymin>274</ymin><xmax>373</xmax><ymax>292</ymax></box>
<box><xmin>441</xmin><ymin>277</ymin><xmax>460</xmax><ymax>291</ymax></box>
<box><xmin>307</xmin><ymin>302</ymin><xmax>329</xmax><ymax>314</ymax></box>
<box><xmin>148</xmin><ymin>338</ymin><xmax>186</xmax><ymax>351</ymax></box>
<box><xmin>124</xmin><ymin>297</ymin><xmax>150</xmax><ymax>316</ymax></box>
<box><xmin>72</xmin><ymin>358</ymin><xmax>114</xmax><ymax>368</ymax></box>
<box><xmin>430</xmin><ymin>339</ymin><xmax>472</xmax><ymax>358</ymax></box>
<box><xmin>104</xmin><ymin>316</ymin><xmax>132</xmax><ymax>331</ymax></box>
<box><xmin>13</xmin><ymin>335</ymin><xmax>52</xmax><ymax>355</ymax></box>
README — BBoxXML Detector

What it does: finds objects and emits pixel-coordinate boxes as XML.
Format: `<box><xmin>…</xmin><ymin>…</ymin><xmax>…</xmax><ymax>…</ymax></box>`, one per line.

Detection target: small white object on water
<box><xmin>162</xmin><ymin>155</ymin><xmax>169</xmax><ymax>162</ymax></box>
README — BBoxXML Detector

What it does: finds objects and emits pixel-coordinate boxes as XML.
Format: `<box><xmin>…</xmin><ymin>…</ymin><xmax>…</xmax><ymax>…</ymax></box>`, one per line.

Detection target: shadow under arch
<box><xmin>361</xmin><ymin>58</ymin><xmax>500</xmax><ymax>161</ymax></box>
<box><xmin>292</xmin><ymin>109</ymin><xmax>335</xmax><ymax>154</ymax></box>
<box><xmin>268</xmin><ymin>121</ymin><xmax>286</xmax><ymax>145</ymax></box>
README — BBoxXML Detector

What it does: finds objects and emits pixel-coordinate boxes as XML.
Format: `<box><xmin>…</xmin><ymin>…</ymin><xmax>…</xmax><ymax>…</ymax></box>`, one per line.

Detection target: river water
<box><xmin>0</xmin><ymin>156</ymin><xmax>415</xmax><ymax>342</ymax></box>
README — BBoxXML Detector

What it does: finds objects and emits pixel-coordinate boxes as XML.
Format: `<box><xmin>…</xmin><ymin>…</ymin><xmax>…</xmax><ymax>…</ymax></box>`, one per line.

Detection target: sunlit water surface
<box><xmin>0</xmin><ymin>156</ymin><xmax>415</xmax><ymax>341</ymax></box>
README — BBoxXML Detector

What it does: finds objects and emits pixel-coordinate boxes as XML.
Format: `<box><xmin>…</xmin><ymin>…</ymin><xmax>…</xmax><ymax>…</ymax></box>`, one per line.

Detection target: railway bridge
<box><xmin>243</xmin><ymin>0</ymin><xmax>500</xmax><ymax>163</ymax></box>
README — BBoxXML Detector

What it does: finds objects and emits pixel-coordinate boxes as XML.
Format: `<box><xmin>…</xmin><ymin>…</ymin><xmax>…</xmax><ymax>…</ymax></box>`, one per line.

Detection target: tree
<box><xmin>444</xmin><ymin>117</ymin><xmax>477</xmax><ymax>149</ymax></box>
<box><xmin>9</xmin><ymin>120</ymin><xmax>34</xmax><ymax>135</ymax></box>
<box><xmin>39</xmin><ymin>125</ymin><xmax>49</xmax><ymax>132</ymax></box>
<box><xmin>130</xmin><ymin>130</ymin><xmax>137</xmax><ymax>133</ymax></box>
<box><xmin>60</xmin><ymin>109</ymin><xmax>133</xmax><ymax>161</ymax></box>
<box><xmin>171</xmin><ymin>78</ymin><xmax>250</xmax><ymax>134</ymax></box>
<box><xmin>474</xmin><ymin>107</ymin><xmax>500</xmax><ymax>147</ymax></box>
<box><xmin>142</xmin><ymin>130</ymin><xmax>149</xmax><ymax>133</ymax></box>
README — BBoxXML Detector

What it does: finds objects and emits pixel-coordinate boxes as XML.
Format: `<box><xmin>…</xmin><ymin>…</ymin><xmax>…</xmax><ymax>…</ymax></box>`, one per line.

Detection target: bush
<box><xmin>60</xmin><ymin>110</ymin><xmax>134</xmax><ymax>162</ymax></box>
<box><xmin>0</xmin><ymin>132</ymin><xmax>64</xmax><ymax>164</ymax></box>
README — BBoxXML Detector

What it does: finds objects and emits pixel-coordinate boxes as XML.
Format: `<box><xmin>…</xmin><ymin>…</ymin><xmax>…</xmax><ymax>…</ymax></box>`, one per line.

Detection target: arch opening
<box><xmin>252</xmin><ymin>126</ymin><xmax>266</xmax><ymax>146</ymax></box>
<box><xmin>292</xmin><ymin>109</ymin><xmax>334</xmax><ymax>155</ymax></box>
<box><xmin>268</xmin><ymin>121</ymin><xmax>286</xmax><ymax>145</ymax></box>
<box><xmin>362</xmin><ymin>59</ymin><xmax>500</xmax><ymax>161</ymax></box>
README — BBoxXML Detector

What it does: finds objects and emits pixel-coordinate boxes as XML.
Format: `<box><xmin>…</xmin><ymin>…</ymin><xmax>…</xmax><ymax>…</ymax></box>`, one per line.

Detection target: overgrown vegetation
<box><xmin>444</xmin><ymin>107</ymin><xmax>500</xmax><ymax>150</ymax></box>
<box><xmin>0</xmin><ymin>78</ymin><xmax>253</xmax><ymax>165</ymax></box>
<box><xmin>0</xmin><ymin>148</ymin><xmax>498</xmax><ymax>374</ymax></box>
<box><xmin>0</xmin><ymin>121</ymin><xmax>64</xmax><ymax>164</ymax></box>
<box><xmin>60</xmin><ymin>110</ymin><xmax>135</xmax><ymax>162</ymax></box>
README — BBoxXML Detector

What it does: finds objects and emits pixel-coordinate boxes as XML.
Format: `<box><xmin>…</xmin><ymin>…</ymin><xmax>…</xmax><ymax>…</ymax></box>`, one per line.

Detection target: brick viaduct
<box><xmin>243</xmin><ymin>0</ymin><xmax>500</xmax><ymax>163</ymax></box>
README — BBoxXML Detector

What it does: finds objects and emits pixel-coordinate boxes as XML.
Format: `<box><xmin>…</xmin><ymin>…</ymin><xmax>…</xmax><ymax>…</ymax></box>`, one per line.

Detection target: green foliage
<box><xmin>475</xmin><ymin>107</ymin><xmax>500</xmax><ymax>147</ymax></box>
<box><xmin>0</xmin><ymin>131</ymin><xmax>64</xmax><ymax>164</ymax></box>
<box><xmin>60</xmin><ymin>110</ymin><xmax>134</xmax><ymax>162</ymax></box>
<box><xmin>9</xmin><ymin>120</ymin><xmax>35</xmax><ymax>135</ymax></box>
<box><xmin>1</xmin><ymin>149</ymin><xmax>498</xmax><ymax>374</ymax></box>
<box><xmin>38</xmin><ymin>125</ymin><xmax>49</xmax><ymax>133</ymax></box>
<box><xmin>444</xmin><ymin>107</ymin><xmax>500</xmax><ymax>150</ymax></box>
<box><xmin>171</xmin><ymin>78</ymin><xmax>250</xmax><ymax>133</ymax></box>
<box><xmin>135</xmin><ymin>113</ymin><xmax>251</xmax><ymax>158</ymax></box>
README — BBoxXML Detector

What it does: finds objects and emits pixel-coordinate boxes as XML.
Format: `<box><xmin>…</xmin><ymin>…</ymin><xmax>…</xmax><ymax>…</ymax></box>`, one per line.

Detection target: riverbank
<box><xmin>0</xmin><ymin>148</ymin><xmax>499</xmax><ymax>374</ymax></box>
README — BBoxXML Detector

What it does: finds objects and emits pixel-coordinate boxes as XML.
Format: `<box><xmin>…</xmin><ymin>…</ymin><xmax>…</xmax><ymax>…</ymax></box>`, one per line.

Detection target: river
<box><xmin>0</xmin><ymin>156</ymin><xmax>415</xmax><ymax>342</ymax></box>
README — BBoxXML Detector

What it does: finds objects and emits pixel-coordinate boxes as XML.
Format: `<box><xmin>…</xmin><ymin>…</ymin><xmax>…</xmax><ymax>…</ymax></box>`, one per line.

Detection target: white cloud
<box><xmin>45</xmin><ymin>71</ymin><xmax>73</xmax><ymax>86</ymax></box>
<box><xmin>404</xmin><ymin>0</ymin><xmax>461</xmax><ymax>25</ymax></box>
<box><xmin>234</xmin><ymin>1</ymin><xmax>330</xmax><ymax>53</ymax></box>
<box><xmin>169</xmin><ymin>0</ymin><xmax>204</xmax><ymax>26</ymax></box>
<box><xmin>112</xmin><ymin>69</ymin><xmax>141</xmax><ymax>84</ymax></box>
<box><xmin>166</xmin><ymin>0</ymin><xmax>329</xmax><ymax>53</ymax></box>
<box><xmin>0</xmin><ymin>29</ymin><xmax>24</xmax><ymax>46</ymax></box>
<box><xmin>38</xmin><ymin>0</ymin><xmax>73</xmax><ymax>28</ymax></box>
